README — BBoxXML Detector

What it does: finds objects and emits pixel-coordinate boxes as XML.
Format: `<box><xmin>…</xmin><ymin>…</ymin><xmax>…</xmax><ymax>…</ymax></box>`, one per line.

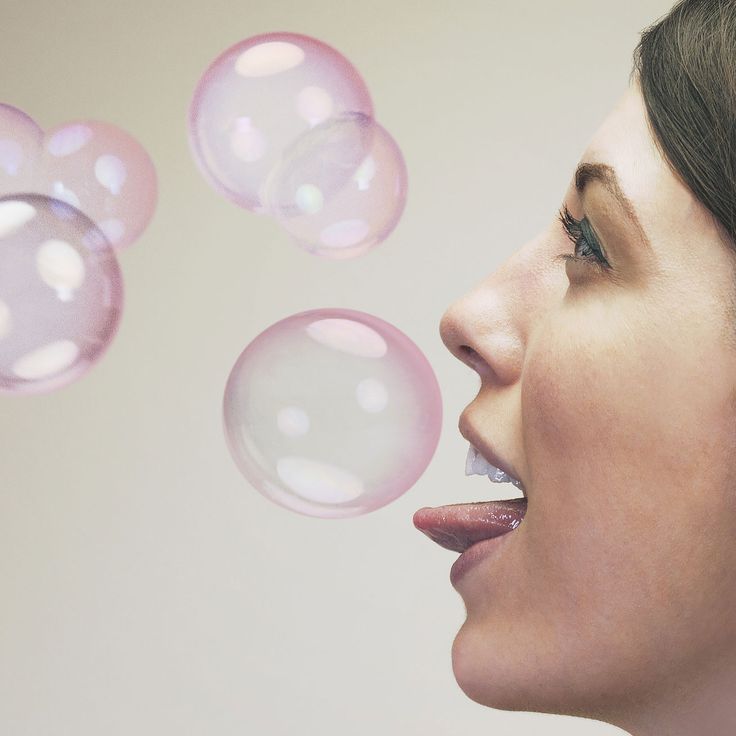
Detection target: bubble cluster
<box><xmin>189</xmin><ymin>32</ymin><xmax>407</xmax><ymax>259</ymax></box>
<box><xmin>0</xmin><ymin>104</ymin><xmax>157</xmax><ymax>252</ymax></box>
<box><xmin>222</xmin><ymin>308</ymin><xmax>442</xmax><ymax>519</ymax></box>
<box><xmin>0</xmin><ymin>103</ymin><xmax>157</xmax><ymax>394</ymax></box>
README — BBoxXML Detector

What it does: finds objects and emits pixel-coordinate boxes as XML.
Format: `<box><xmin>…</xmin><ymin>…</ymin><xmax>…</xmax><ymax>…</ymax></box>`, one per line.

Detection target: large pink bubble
<box><xmin>0</xmin><ymin>104</ymin><xmax>43</xmax><ymax>197</ymax></box>
<box><xmin>189</xmin><ymin>32</ymin><xmax>374</xmax><ymax>213</ymax></box>
<box><xmin>33</xmin><ymin>120</ymin><xmax>158</xmax><ymax>250</ymax></box>
<box><xmin>264</xmin><ymin>113</ymin><xmax>408</xmax><ymax>259</ymax></box>
<box><xmin>0</xmin><ymin>194</ymin><xmax>124</xmax><ymax>395</ymax></box>
<box><xmin>222</xmin><ymin>308</ymin><xmax>443</xmax><ymax>518</ymax></box>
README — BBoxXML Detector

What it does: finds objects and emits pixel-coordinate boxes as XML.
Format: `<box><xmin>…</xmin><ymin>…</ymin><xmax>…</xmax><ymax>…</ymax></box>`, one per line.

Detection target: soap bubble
<box><xmin>0</xmin><ymin>104</ymin><xmax>42</xmax><ymax>197</ymax></box>
<box><xmin>188</xmin><ymin>32</ymin><xmax>374</xmax><ymax>213</ymax></box>
<box><xmin>263</xmin><ymin>112</ymin><xmax>408</xmax><ymax>258</ymax></box>
<box><xmin>223</xmin><ymin>308</ymin><xmax>442</xmax><ymax>518</ymax></box>
<box><xmin>33</xmin><ymin>120</ymin><xmax>158</xmax><ymax>250</ymax></box>
<box><xmin>0</xmin><ymin>193</ymin><xmax>123</xmax><ymax>395</ymax></box>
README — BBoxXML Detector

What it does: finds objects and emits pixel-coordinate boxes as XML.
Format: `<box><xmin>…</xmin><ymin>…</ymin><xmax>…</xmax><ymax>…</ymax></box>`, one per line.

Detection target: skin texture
<box><xmin>437</xmin><ymin>76</ymin><xmax>736</xmax><ymax>735</ymax></box>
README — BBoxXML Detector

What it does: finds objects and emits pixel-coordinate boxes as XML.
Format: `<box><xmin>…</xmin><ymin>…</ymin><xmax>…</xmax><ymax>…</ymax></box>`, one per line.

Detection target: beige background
<box><xmin>0</xmin><ymin>1</ymin><xmax>672</xmax><ymax>734</ymax></box>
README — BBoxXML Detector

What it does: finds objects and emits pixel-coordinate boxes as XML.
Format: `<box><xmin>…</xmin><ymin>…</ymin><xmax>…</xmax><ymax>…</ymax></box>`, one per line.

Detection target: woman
<box><xmin>413</xmin><ymin>0</ymin><xmax>736</xmax><ymax>733</ymax></box>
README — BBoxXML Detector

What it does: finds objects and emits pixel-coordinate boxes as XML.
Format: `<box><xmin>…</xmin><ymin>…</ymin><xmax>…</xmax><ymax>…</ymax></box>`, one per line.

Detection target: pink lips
<box><xmin>412</xmin><ymin>498</ymin><xmax>528</xmax><ymax>553</ymax></box>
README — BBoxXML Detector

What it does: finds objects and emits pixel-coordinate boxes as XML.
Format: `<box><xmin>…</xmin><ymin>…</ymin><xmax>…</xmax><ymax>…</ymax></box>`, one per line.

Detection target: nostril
<box><xmin>459</xmin><ymin>345</ymin><xmax>487</xmax><ymax>374</ymax></box>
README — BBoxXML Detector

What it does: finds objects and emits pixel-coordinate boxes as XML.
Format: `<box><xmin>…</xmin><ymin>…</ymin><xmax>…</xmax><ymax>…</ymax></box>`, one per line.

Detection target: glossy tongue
<box><xmin>413</xmin><ymin>498</ymin><xmax>528</xmax><ymax>552</ymax></box>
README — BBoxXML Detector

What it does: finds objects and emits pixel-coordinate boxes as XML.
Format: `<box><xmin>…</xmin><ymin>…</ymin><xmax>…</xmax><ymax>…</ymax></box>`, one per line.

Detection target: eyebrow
<box><xmin>574</xmin><ymin>162</ymin><xmax>653</xmax><ymax>252</ymax></box>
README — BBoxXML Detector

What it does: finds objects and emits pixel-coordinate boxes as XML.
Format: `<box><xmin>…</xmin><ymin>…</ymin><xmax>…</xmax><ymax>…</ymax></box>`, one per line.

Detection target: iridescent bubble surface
<box><xmin>264</xmin><ymin>113</ymin><xmax>408</xmax><ymax>258</ymax></box>
<box><xmin>0</xmin><ymin>104</ymin><xmax>42</xmax><ymax>197</ymax></box>
<box><xmin>189</xmin><ymin>32</ymin><xmax>374</xmax><ymax>213</ymax></box>
<box><xmin>223</xmin><ymin>309</ymin><xmax>442</xmax><ymax>518</ymax></box>
<box><xmin>33</xmin><ymin>120</ymin><xmax>158</xmax><ymax>250</ymax></box>
<box><xmin>0</xmin><ymin>194</ymin><xmax>123</xmax><ymax>395</ymax></box>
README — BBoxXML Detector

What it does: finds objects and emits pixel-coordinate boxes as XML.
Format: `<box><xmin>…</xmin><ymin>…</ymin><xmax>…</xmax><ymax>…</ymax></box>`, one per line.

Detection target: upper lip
<box><xmin>458</xmin><ymin>412</ymin><xmax>526</xmax><ymax>498</ymax></box>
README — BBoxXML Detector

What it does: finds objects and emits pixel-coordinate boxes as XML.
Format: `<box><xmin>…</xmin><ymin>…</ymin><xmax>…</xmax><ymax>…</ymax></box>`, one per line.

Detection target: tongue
<box><xmin>413</xmin><ymin>498</ymin><xmax>528</xmax><ymax>552</ymax></box>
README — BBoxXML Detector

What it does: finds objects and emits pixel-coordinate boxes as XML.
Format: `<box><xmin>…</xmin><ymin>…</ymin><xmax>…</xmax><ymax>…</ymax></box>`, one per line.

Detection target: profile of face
<box><xmin>437</xmin><ymin>76</ymin><xmax>736</xmax><ymax>730</ymax></box>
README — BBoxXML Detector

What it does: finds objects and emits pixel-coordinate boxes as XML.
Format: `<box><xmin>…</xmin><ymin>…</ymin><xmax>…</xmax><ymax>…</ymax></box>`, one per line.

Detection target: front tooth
<box><xmin>466</xmin><ymin>444</ymin><xmax>510</xmax><ymax>479</ymax></box>
<box><xmin>487</xmin><ymin>467</ymin><xmax>513</xmax><ymax>483</ymax></box>
<box><xmin>487</xmin><ymin>470</ymin><xmax>524</xmax><ymax>490</ymax></box>
<box><xmin>466</xmin><ymin>443</ymin><xmax>525</xmax><ymax>490</ymax></box>
<box><xmin>465</xmin><ymin>443</ymin><xmax>493</xmax><ymax>476</ymax></box>
<box><xmin>464</xmin><ymin>444</ymin><xmax>478</xmax><ymax>476</ymax></box>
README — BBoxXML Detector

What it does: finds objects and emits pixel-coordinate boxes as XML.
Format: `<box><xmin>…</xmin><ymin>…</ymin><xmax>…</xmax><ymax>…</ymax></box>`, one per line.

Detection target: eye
<box><xmin>555</xmin><ymin>204</ymin><xmax>611</xmax><ymax>272</ymax></box>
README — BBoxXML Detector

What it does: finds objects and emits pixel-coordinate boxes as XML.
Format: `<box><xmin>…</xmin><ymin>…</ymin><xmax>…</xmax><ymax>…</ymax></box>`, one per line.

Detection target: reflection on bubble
<box><xmin>46</xmin><ymin>124</ymin><xmax>94</xmax><ymax>157</ymax></box>
<box><xmin>277</xmin><ymin>406</ymin><xmax>310</xmax><ymax>437</ymax></box>
<box><xmin>235</xmin><ymin>41</ymin><xmax>306</xmax><ymax>78</ymax></box>
<box><xmin>223</xmin><ymin>308</ymin><xmax>442</xmax><ymax>519</ymax></box>
<box><xmin>230</xmin><ymin>117</ymin><xmax>268</xmax><ymax>164</ymax></box>
<box><xmin>95</xmin><ymin>154</ymin><xmax>127</xmax><ymax>195</ymax></box>
<box><xmin>49</xmin><ymin>179</ymin><xmax>81</xmax><ymax>209</ymax></box>
<box><xmin>0</xmin><ymin>199</ymin><xmax>37</xmax><ymax>238</ymax></box>
<box><xmin>276</xmin><ymin>456</ymin><xmax>364</xmax><ymax>504</ymax></box>
<box><xmin>0</xmin><ymin>140</ymin><xmax>23</xmax><ymax>176</ymax></box>
<box><xmin>355</xmin><ymin>377</ymin><xmax>388</xmax><ymax>413</ymax></box>
<box><xmin>0</xmin><ymin>299</ymin><xmax>11</xmax><ymax>340</ymax></box>
<box><xmin>296</xmin><ymin>85</ymin><xmax>334</xmax><ymax>127</ymax></box>
<box><xmin>36</xmin><ymin>238</ymin><xmax>86</xmax><ymax>299</ymax></box>
<box><xmin>13</xmin><ymin>339</ymin><xmax>80</xmax><ymax>380</ymax></box>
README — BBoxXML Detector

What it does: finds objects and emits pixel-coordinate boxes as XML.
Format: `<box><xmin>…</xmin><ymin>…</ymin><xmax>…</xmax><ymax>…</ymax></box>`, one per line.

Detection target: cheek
<box><xmin>519</xmin><ymin>300</ymin><xmax>736</xmax><ymax>679</ymax></box>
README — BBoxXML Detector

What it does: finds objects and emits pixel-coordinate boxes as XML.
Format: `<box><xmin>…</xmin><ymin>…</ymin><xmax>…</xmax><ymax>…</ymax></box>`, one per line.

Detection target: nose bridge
<box><xmin>439</xmin><ymin>228</ymin><xmax>557</xmax><ymax>383</ymax></box>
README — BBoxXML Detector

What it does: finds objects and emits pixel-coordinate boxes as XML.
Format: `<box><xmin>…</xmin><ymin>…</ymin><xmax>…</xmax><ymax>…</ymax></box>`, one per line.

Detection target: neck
<box><xmin>612</xmin><ymin>655</ymin><xmax>736</xmax><ymax>736</ymax></box>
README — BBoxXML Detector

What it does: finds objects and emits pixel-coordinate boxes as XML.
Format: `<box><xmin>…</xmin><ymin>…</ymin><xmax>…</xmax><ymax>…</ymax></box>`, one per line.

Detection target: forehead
<box><xmin>580</xmin><ymin>81</ymin><xmax>721</xmax><ymax>260</ymax></box>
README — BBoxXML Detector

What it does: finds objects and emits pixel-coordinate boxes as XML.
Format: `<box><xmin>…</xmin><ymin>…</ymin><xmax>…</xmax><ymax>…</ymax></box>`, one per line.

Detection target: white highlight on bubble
<box><xmin>235</xmin><ymin>42</ymin><xmax>305</xmax><ymax>78</ymax></box>
<box><xmin>306</xmin><ymin>317</ymin><xmax>387</xmax><ymax>359</ymax></box>
<box><xmin>319</xmin><ymin>219</ymin><xmax>370</xmax><ymax>249</ymax></box>
<box><xmin>47</xmin><ymin>124</ymin><xmax>93</xmax><ymax>157</ymax></box>
<box><xmin>297</xmin><ymin>86</ymin><xmax>334</xmax><ymax>127</ymax></box>
<box><xmin>0</xmin><ymin>139</ymin><xmax>23</xmax><ymax>176</ymax></box>
<box><xmin>95</xmin><ymin>154</ymin><xmax>127</xmax><ymax>195</ymax></box>
<box><xmin>36</xmin><ymin>239</ymin><xmax>86</xmax><ymax>298</ymax></box>
<box><xmin>230</xmin><ymin>117</ymin><xmax>268</xmax><ymax>163</ymax></box>
<box><xmin>295</xmin><ymin>184</ymin><xmax>324</xmax><ymax>215</ymax></box>
<box><xmin>277</xmin><ymin>406</ymin><xmax>311</xmax><ymax>437</ymax></box>
<box><xmin>276</xmin><ymin>456</ymin><xmax>364</xmax><ymax>504</ymax></box>
<box><xmin>0</xmin><ymin>299</ymin><xmax>11</xmax><ymax>340</ymax></box>
<box><xmin>0</xmin><ymin>200</ymin><xmax>36</xmax><ymax>238</ymax></box>
<box><xmin>51</xmin><ymin>180</ymin><xmax>81</xmax><ymax>210</ymax></box>
<box><xmin>13</xmin><ymin>340</ymin><xmax>80</xmax><ymax>380</ymax></box>
<box><xmin>355</xmin><ymin>377</ymin><xmax>388</xmax><ymax>413</ymax></box>
<box><xmin>353</xmin><ymin>156</ymin><xmax>376</xmax><ymax>191</ymax></box>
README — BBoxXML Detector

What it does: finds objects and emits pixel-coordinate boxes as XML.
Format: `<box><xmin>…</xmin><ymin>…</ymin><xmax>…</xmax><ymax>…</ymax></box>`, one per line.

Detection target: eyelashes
<box><xmin>555</xmin><ymin>204</ymin><xmax>610</xmax><ymax>271</ymax></box>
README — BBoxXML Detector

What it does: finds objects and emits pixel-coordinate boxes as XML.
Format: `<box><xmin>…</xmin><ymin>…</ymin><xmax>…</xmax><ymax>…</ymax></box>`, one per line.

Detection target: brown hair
<box><xmin>631</xmin><ymin>0</ymin><xmax>736</xmax><ymax>251</ymax></box>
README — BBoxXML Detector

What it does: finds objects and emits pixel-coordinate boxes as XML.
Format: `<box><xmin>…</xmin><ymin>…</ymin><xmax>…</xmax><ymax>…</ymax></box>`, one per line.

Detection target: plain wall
<box><xmin>0</xmin><ymin>1</ymin><xmax>673</xmax><ymax>734</ymax></box>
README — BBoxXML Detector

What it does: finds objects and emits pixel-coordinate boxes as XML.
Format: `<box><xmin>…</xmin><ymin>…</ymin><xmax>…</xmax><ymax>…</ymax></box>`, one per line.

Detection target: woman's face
<box><xmin>437</xmin><ymin>77</ymin><xmax>736</xmax><ymax>730</ymax></box>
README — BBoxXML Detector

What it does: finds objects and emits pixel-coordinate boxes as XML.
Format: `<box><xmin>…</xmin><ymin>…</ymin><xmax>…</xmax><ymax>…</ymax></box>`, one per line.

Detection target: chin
<box><xmin>451</xmin><ymin>622</ymin><xmax>624</xmax><ymax>726</ymax></box>
<box><xmin>450</xmin><ymin>622</ymin><xmax>532</xmax><ymax>712</ymax></box>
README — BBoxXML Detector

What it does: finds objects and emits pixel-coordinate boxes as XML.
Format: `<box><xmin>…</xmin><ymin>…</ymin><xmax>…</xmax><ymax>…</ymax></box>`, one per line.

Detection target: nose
<box><xmin>438</xmin><ymin>225</ymin><xmax>564</xmax><ymax>385</ymax></box>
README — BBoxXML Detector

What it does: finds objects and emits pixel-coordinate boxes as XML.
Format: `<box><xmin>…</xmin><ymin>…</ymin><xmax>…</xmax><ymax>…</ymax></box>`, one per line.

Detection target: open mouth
<box><xmin>413</xmin><ymin>434</ymin><xmax>528</xmax><ymax>552</ymax></box>
<box><xmin>413</xmin><ymin>440</ymin><xmax>528</xmax><ymax>553</ymax></box>
<box><xmin>413</xmin><ymin>497</ymin><xmax>527</xmax><ymax>553</ymax></box>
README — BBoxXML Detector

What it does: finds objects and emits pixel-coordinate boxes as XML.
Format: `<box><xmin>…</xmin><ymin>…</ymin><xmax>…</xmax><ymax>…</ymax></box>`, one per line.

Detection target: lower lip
<box><xmin>450</xmin><ymin>528</ymin><xmax>517</xmax><ymax>587</ymax></box>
